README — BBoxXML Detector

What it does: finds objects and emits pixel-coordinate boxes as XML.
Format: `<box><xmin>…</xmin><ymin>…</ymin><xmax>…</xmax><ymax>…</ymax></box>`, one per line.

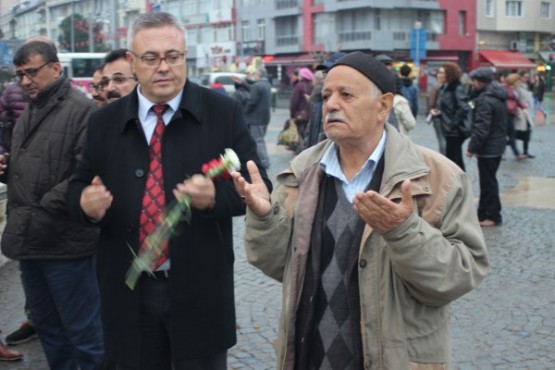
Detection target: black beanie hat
<box><xmin>329</xmin><ymin>51</ymin><xmax>396</xmax><ymax>94</ymax></box>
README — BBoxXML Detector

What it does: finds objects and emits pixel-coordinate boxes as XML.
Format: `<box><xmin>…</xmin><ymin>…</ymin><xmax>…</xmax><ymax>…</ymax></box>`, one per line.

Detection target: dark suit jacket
<box><xmin>67</xmin><ymin>80</ymin><xmax>271</xmax><ymax>366</ymax></box>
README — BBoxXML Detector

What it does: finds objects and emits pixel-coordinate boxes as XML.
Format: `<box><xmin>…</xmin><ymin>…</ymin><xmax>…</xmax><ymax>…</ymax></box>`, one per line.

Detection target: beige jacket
<box><xmin>244</xmin><ymin>124</ymin><xmax>489</xmax><ymax>370</ymax></box>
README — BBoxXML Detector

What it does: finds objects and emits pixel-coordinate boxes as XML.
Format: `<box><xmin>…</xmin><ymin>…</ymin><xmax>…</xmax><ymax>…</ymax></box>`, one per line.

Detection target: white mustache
<box><xmin>325</xmin><ymin>112</ymin><xmax>346</xmax><ymax>123</ymax></box>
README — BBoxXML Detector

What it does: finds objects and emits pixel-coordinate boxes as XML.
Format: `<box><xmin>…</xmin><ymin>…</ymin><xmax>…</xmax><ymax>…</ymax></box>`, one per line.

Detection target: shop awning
<box><xmin>479</xmin><ymin>50</ymin><xmax>535</xmax><ymax>69</ymax></box>
<box><xmin>265</xmin><ymin>54</ymin><xmax>315</xmax><ymax>66</ymax></box>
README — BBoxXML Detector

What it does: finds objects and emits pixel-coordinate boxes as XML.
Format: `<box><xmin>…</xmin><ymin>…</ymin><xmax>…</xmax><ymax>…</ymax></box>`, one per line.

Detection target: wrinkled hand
<box><xmin>80</xmin><ymin>176</ymin><xmax>113</xmax><ymax>221</ymax></box>
<box><xmin>0</xmin><ymin>154</ymin><xmax>8</xmax><ymax>176</ymax></box>
<box><xmin>231</xmin><ymin>160</ymin><xmax>271</xmax><ymax>217</ymax></box>
<box><xmin>173</xmin><ymin>174</ymin><xmax>216</xmax><ymax>211</ymax></box>
<box><xmin>353</xmin><ymin>179</ymin><xmax>414</xmax><ymax>234</ymax></box>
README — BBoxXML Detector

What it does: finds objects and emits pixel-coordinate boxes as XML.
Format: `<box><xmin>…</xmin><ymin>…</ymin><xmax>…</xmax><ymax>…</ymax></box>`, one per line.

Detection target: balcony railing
<box><xmin>338</xmin><ymin>30</ymin><xmax>372</xmax><ymax>42</ymax></box>
<box><xmin>276</xmin><ymin>0</ymin><xmax>298</xmax><ymax>9</ymax></box>
<box><xmin>276</xmin><ymin>35</ymin><xmax>299</xmax><ymax>46</ymax></box>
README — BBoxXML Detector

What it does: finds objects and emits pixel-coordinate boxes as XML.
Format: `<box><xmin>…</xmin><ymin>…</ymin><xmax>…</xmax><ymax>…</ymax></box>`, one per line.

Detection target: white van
<box><xmin>200</xmin><ymin>72</ymin><xmax>246</xmax><ymax>95</ymax></box>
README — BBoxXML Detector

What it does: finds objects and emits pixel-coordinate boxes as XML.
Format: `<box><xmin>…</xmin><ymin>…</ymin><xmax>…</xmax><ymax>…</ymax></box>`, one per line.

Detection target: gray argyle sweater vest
<box><xmin>295</xmin><ymin>156</ymin><xmax>385</xmax><ymax>370</ymax></box>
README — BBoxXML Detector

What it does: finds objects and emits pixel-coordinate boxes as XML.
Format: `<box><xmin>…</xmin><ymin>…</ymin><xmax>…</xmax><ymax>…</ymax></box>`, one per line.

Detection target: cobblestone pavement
<box><xmin>1</xmin><ymin>97</ymin><xmax>555</xmax><ymax>369</ymax></box>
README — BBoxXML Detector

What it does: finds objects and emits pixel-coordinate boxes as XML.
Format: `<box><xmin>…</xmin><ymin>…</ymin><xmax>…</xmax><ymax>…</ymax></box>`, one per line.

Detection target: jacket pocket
<box><xmin>25</xmin><ymin>206</ymin><xmax>62</xmax><ymax>250</ymax></box>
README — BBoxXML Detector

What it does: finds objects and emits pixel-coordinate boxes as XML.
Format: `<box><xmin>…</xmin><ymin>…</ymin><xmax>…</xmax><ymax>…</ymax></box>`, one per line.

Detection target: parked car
<box><xmin>200</xmin><ymin>72</ymin><xmax>246</xmax><ymax>95</ymax></box>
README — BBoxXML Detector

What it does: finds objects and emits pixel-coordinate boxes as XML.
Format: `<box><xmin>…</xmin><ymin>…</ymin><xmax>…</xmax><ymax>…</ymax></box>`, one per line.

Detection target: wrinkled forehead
<box><xmin>323</xmin><ymin>65</ymin><xmax>373</xmax><ymax>91</ymax></box>
<box><xmin>103</xmin><ymin>58</ymin><xmax>133</xmax><ymax>76</ymax></box>
<box><xmin>131</xmin><ymin>26</ymin><xmax>186</xmax><ymax>53</ymax></box>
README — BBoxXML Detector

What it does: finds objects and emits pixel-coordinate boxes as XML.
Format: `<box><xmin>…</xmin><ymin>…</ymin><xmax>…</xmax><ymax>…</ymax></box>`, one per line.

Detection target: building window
<box><xmin>541</xmin><ymin>2</ymin><xmax>551</xmax><ymax>18</ymax></box>
<box><xmin>505</xmin><ymin>1</ymin><xmax>523</xmax><ymax>17</ymax></box>
<box><xmin>485</xmin><ymin>0</ymin><xmax>494</xmax><ymax>17</ymax></box>
<box><xmin>256</xmin><ymin>19</ymin><xmax>265</xmax><ymax>40</ymax></box>
<box><xmin>241</xmin><ymin>20</ymin><xmax>250</xmax><ymax>41</ymax></box>
<box><xmin>459</xmin><ymin>10</ymin><xmax>466</xmax><ymax>35</ymax></box>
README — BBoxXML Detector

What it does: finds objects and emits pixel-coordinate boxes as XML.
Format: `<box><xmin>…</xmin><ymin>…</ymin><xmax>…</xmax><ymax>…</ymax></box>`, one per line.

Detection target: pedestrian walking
<box><xmin>393</xmin><ymin>77</ymin><xmax>416</xmax><ymax>136</ymax></box>
<box><xmin>432</xmin><ymin>62</ymin><xmax>470</xmax><ymax>171</ymax></box>
<box><xmin>466</xmin><ymin>67</ymin><xmax>508</xmax><ymax>227</ymax></box>
<box><xmin>290</xmin><ymin>67</ymin><xmax>313</xmax><ymax>150</ymax></box>
<box><xmin>233</xmin><ymin>51</ymin><xmax>488</xmax><ymax>370</ymax></box>
<box><xmin>0</xmin><ymin>40</ymin><xmax>104</xmax><ymax>369</ymax></box>
<box><xmin>399</xmin><ymin>64</ymin><xmax>419</xmax><ymax>118</ymax></box>
<box><xmin>503</xmin><ymin>73</ymin><xmax>528</xmax><ymax>160</ymax></box>
<box><xmin>427</xmin><ymin>82</ymin><xmax>446</xmax><ymax>155</ymax></box>
<box><xmin>67</xmin><ymin>12</ymin><xmax>271</xmax><ymax>370</ymax></box>
<box><xmin>244</xmin><ymin>67</ymin><xmax>272</xmax><ymax>169</ymax></box>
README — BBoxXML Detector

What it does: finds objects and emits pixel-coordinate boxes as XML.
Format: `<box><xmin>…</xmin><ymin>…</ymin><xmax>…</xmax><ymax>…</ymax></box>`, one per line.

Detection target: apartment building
<box><xmin>476</xmin><ymin>0</ymin><xmax>555</xmax><ymax>70</ymax></box>
<box><xmin>2</xmin><ymin>0</ymin><xmax>553</xmax><ymax>79</ymax></box>
<box><xmin>235</xmin><ymin>0</ymin><xmax>476</xmax><ymax>89</ymax></box>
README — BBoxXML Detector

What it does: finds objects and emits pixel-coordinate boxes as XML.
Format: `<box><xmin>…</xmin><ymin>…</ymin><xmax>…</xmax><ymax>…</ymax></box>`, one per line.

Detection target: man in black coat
<box><xmin>466</xmin><ymin>67</ymin><xmax>508</xmax><ymax>227</ymax></box>
<box><xmin>67</xmin><ymin>12</ymin><xmax>271</xmax><ymax>370</ymax></box>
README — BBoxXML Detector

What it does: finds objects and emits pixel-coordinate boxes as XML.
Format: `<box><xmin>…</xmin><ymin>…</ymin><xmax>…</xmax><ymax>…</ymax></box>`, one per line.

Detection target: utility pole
<box><xmin>89</xmin><ymin>14</ymin><xmax>94</xmax><ymax>52</ymax></box>
<box><xmin>70</xmin><ymin>1</ymin><xmax>75</xmax><ymax>52</ymax></box>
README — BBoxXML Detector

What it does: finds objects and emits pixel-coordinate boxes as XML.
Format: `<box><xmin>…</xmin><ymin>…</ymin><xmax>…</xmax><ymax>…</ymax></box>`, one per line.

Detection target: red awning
<box><xmin>265</xmin><ymin>54</ymin><xmax>315</xmax><ymax>66</ymax></box>
<box><xmin>479</xmin><ymin>50</ymin><xmax>535</xmax><ymax>69</ymax></box>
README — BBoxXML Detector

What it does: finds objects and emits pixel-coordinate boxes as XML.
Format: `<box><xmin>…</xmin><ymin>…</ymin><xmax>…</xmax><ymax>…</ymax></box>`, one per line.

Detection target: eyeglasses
<box><xmin>97</xmin><ymin>75</ymin><xmax>137</xmax><ymax>89</ymax></box>
<box><xmin>133</xmin><ymin>51</ymin><xmax>185</xmax><ymax>67</ymax></box>
<box><xmin>13</xmin><ymin>62</ymin><xmax>52</xmax><ymax>82</ymax></box>
<box><xmin>89</xmin><ymin>82</ymin><xmax>104</xmax><ymax>91</ymax></box>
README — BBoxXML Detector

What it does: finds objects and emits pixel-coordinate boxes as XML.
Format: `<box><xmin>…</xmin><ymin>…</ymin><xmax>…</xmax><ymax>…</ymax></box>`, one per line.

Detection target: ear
<box><xmin>125</xmin><ymin>51</ymin><xmax>136</xmax><ymax>73</ymax></box>
<box><xmin>378</xmin><ymin>92</ymin><xmax>394</xmax><ymax>121</ymax></box>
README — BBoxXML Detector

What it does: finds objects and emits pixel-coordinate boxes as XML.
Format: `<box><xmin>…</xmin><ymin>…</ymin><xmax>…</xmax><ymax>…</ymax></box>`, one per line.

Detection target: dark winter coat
<box><xmin>0</xmin><ymin>83</ymin><xmax>28</xmax><ymax>153</ymax></box>
<box><xmin>0</xmin><ymin>77</ymin><xmax>98</xmax><ymax>260</ymax></box>
<box><xmin>67</xmin><ymin>81</ymin><xmax>272</xmax><ymax>366</ymax></box>
<box><xmin>435</xmin><ymin>81</ymin><xmax>469</xmax><ymax>138</ymax></box>
<box><xmin>290</xmin><ymin>79</ymin><xmax>312</xmax><ymax>123</ymax></box>
<box><xmin>467</xmin><ymin>81</ymin><xmax>508</xmax><ymax>157</ymax></box>
<box><xmin>400</xmin><ymin>77</ymin><xmax>419</xmax><ymax>117</ymax></box>
<box><xmin>245</xmin><ymin>78</ymin><xmax>272</xmax><ymax>126</ymax></box>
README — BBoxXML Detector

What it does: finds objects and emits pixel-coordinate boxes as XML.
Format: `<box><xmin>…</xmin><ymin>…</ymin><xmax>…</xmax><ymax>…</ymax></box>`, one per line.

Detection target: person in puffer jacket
<box><xmin>0</xmin><ymin>82</ymin><xmax>28</xmax><ymax>154</ymax></box>
<box><xmin>466</xmin><ymin>67</ymin><xmax>508</xmax><ymax>227</ymax></box>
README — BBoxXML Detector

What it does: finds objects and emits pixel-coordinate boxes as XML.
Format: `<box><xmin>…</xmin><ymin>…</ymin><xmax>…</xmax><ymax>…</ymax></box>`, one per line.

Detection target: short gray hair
<box><xmin>127</xmin><ymin>12</ymin><xmax>187</xmax><ymax>51</ymax></box>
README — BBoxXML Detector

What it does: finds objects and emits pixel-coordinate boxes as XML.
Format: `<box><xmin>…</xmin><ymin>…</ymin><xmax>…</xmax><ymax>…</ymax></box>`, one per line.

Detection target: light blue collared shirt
<box><xmin>319</xmin><ymin>131</ymin><xmax>387</xmax><ymax>203</ymax></box>
<box><xmin>137</xmin><ymin>85</ymin><xmax>183</xmax><ymax>143</ymax></box>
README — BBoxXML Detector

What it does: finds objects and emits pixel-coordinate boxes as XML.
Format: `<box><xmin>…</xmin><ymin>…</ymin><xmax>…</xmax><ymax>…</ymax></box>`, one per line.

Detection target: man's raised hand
<box><xmin>231</xmin><ymin>160</ymin><xmax>272</xmax><ymax>217</ymax></box>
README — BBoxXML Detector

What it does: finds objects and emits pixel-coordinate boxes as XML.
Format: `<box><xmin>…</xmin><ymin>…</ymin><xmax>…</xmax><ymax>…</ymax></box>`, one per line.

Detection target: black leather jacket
<box><xmin>435</xmin><ymin>81</ymin><xmax>469</xmax><ymax>138</ymax></box>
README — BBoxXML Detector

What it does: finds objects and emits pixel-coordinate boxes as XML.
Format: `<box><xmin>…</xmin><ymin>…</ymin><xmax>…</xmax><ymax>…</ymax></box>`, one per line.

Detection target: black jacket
<box><xmin>67</xmin><ymin>80</ymin><xmax>272</xmax><ymax>366</ymax></box>
<box><xmin>435</xmin><ymin>81</ymin><xmax>469</xmax><ymax>138</ymax></box>
<box><xmin>467</xmin><ymin>81</ymin><xmax>508</xmax><ymax>157</ymax></box>
<box><xmin>1</xmin><ymin>77</ymin><xmax>98</xmax><ymax>260</ymax></box>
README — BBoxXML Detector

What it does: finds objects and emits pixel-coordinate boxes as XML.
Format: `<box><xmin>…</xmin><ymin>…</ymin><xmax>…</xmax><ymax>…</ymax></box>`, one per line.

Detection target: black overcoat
<box><xmin>67</xmin><ymin>80</ymin><xmax>271</xmax><ymax>366</ymax></box>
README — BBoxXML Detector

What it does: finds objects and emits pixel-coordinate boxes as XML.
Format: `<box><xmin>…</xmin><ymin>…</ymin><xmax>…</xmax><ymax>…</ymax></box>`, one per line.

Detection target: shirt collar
<box><xmin>320</xmin><ymin>130</ymin><xmax>387</xmax><ymax>180</ymax></box>
<box><xmin>137</xmin><ymin>85</ymin><xmax>183</xmax><ymax>121</ymax></box>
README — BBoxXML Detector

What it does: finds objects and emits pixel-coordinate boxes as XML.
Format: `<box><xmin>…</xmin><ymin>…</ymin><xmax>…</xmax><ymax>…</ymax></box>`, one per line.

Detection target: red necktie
<box><xmin>139</xmin><ymin>104</ymin><xmax>170</xmax><ymax>270</ymax></box>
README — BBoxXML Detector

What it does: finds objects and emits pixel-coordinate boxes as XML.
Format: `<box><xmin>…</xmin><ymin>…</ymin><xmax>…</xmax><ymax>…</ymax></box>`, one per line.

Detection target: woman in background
<box><xmin>503</xmin><ymin>73</ymin><xmax>528</xmax><ymax>160</ymax></box>
<box><xmin>431</xmin><ymin>62</ymin><xmax>469</xmax><ymax>171</ymax></box>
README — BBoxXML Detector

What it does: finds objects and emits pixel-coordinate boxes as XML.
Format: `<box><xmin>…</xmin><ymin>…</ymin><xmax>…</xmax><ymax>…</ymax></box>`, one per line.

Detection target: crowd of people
<box><xmin>0</xmin><ymin>10</ymin><xmax>548</xmax><ymax>369</ymax></box>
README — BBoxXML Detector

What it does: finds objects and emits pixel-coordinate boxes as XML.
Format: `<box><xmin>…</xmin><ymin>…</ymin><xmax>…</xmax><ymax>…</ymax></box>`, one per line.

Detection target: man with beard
<box><xmin>100</xmin><ymin>49</ymin><xmax>137</xmax><ymax>103</ymax></box>
<box><xmin>90</xmin><ymin>67</ymin><xmax>107</xmax><ymax>107</ymax></box>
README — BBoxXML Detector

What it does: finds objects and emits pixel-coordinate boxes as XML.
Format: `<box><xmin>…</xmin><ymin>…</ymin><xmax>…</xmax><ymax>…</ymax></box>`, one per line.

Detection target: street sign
<box><xmin>0</xmin><ymin>40</ymin><xmax>24</xmax><ymax>68</ymax></box>
<box><xmin>410</xmin><ymin>28</ymin><xmax>427</xmax><ymax>65</ymax></box>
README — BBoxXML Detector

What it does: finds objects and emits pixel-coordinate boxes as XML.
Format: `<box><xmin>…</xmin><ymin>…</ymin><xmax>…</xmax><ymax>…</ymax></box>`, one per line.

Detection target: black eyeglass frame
<box><xmin>13</xmin><ymin>61</ymin><xmax>52</xmax><ymax>82</ymax></box>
